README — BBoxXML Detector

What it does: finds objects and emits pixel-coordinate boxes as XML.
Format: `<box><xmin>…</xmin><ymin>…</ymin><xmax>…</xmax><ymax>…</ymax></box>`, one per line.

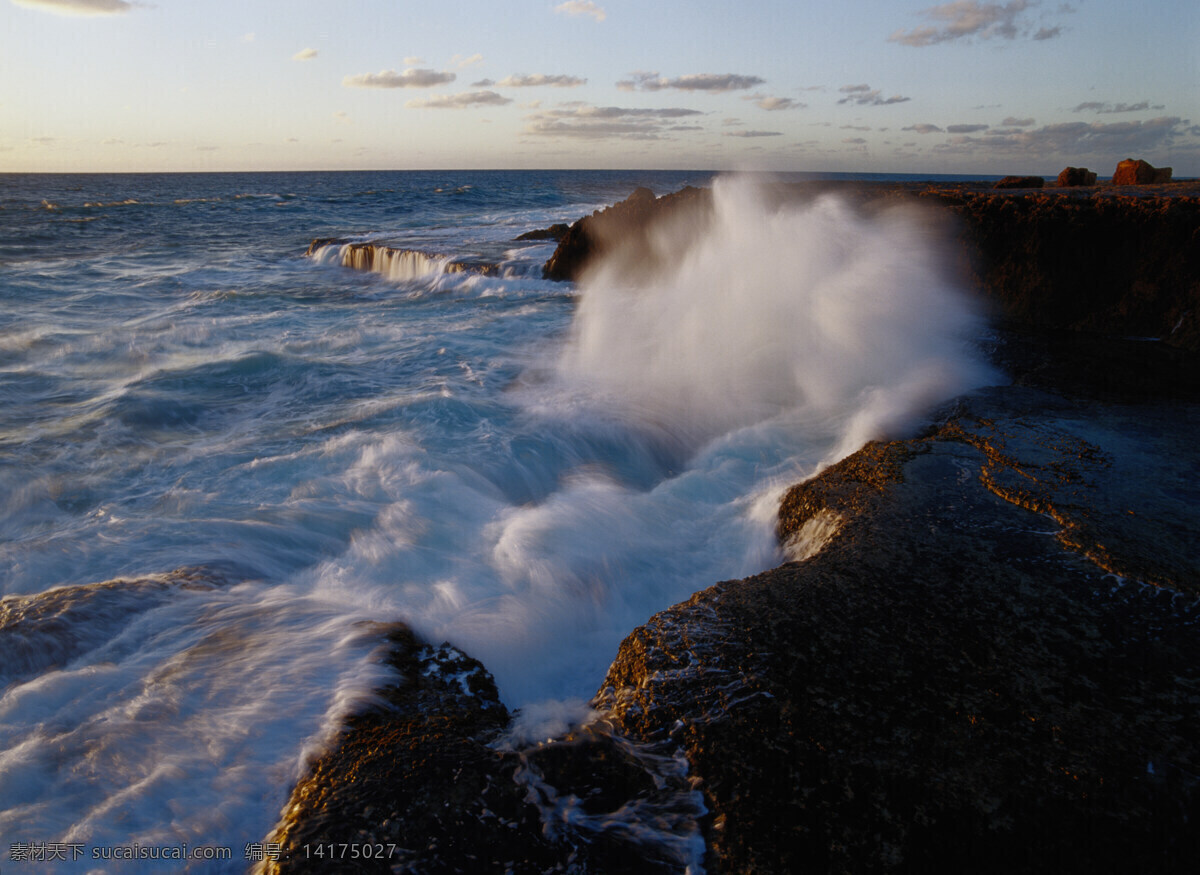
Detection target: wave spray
<box><xmin>558</xmin><ymin>175</ymin><xmax>992</xmax><ymax>458</ymax></box>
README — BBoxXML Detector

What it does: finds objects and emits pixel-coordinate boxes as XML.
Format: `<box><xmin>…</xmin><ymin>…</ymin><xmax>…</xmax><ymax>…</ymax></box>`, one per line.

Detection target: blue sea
<box><xmin>0</xmin><ymin>170</ymin><xmax>995</xmax><ymax>869</ymax></box>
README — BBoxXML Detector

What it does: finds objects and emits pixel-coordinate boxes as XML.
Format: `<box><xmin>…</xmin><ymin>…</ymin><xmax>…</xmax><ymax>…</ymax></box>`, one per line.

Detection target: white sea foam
<box><xmin>307</xmin><ymin>176</ymin><xmax>993</xmax><ymax>706</ymax></box>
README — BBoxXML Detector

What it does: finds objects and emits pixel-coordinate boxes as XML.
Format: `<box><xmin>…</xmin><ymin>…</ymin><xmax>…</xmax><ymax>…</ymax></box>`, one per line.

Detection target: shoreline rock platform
<box><xmin>267</xmin><ymin>179</ymin><xmax>1200</xmax><ymax>873</ymax></box>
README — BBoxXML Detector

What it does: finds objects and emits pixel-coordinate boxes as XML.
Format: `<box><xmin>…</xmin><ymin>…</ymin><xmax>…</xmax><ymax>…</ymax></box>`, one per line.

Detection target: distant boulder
<box><xmin>994</xmin><ymin>175</ymin><xmax>1045</xmax><ymax>189</ymax></box>
<box><xmin>1113</xmin><ymin>158</ymin><xmax>1173</xmax><ymax>185</ymax></box>
<box><xmin>1056</xmin><ymin>167</ymin><xmax>1097</xmax><ymax>187</ymax></box>
<box><xmin>515</xmin><ymin>223</ymin><xmax>569</xmax><ymax>242</ymax></box>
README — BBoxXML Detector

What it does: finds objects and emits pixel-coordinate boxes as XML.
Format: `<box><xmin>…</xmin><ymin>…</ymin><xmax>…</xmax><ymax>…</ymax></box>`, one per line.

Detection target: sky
<box><xmin>1</xmin><ymin>0</ymin><xmax>1197</xmax><ymax>174</ymax></box>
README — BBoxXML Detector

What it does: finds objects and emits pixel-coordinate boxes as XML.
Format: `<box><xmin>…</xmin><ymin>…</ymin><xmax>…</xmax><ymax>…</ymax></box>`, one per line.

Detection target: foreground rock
<box><xmin>598</xmin><ymin>377</ymin><xmax>1200</xmax><ymax>872</ymax></box>
<box><xmin>263</xmin><ymin>625</ymin><xmax>702</xmax><ymax>873</ymax></box>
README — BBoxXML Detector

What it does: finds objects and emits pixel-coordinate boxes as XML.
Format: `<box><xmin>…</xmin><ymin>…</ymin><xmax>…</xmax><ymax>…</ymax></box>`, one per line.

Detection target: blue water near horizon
<box><xmin>0</xmin><ymin>170</ymin><xmax>996</xmax><ymax>869</ymax></box>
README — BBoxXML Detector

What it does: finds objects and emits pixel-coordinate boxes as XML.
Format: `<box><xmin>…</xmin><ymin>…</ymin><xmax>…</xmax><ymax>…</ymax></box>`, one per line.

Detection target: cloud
<box><xmin>404</xmin><ymin>56</ymin><xmax>425</xmax><ymax>66</ymax></box>
<box><xmin>524</xmin><ymin>104</ymin><xmax>704</xmax><ymax>140</ymax></box>
<box><xmin>618</xmin><ymin>71</ymin><xmax>766</xmax><ymax>93</ymax></box>
<box><xmin>724</xmin><ymin>130</ymin><xmax>783</xmax><ymax>138</ymax></box>
<box><xmin>904</xmin><ymin>123</ymin><xmax>944</xmax><ymax>134</ymax></box>
<box><xmin>889</xmin><ymin>1</ymin><xmax>1068</xmax><ymax>47</ymax></box>
<box><xmin>1001</xmin><ymin>116</ymin><xmax>1035</xmax><ymax>126</ymax></box>
<box><xmin>554</xmin><ymin>1</ymin><xmax>606</xmax><ymax>22</ymax></box>
<box><xmin>947</xmin><ymin>123</ymin><xmax>989</xmax><ymax>133</ymax></box>
<box><xmin>837</xmin><ymin>84</ymin><xmax>911</xmax><ymax>106</ymax></box>
<box><xmin>1072</xmin><ymin>100</ymin><xmax>1164</xmax><ymax>114</ymax></box>
<box><xmin>12</xmin><ymin>0</ymin><xmax>132</xmax><ymax>15</ymax></box>
<box><xmin>406</xmin><ymin>90</ymin><xmax>512</xmax><ymax>109</ymax></box>
<box><xmin>933</xmin><ymin>116</ymin><xmax>1194</xmax><ymax>160</ymax></box>
<box><xmin>842</xmin><ymin>137</ymin><xmax>869</xmax><ymax>144</ymax></box>
<box><xmin>293</xmin><ymin>48</ymin><xmax>318</xmax><ymax>62</ymax></box>
<box><xmin>745</xmin><ymin>95</ymin><xmax>804</xmax><ymax>111</ymax></box>
<box><xmin>344</xmin><ymin>69</ymin><xmax>456</xmax><ymax>89</ymax></box>
<box><xmin>497</xmin><ymin>74</ymin><xmax>587</xmax><ymax>88</ymax></box>
<box><xmin>452</xmin><ymin>53</ymin><xmax>484</xmax><ymax>69</ymax></box>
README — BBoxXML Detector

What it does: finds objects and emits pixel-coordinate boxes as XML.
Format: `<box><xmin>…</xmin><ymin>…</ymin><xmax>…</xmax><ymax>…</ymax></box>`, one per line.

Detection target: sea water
<box><xmin>0</xmin><ymin>170</ymin><xmax>993</xmax><ymax>868</ymax></box>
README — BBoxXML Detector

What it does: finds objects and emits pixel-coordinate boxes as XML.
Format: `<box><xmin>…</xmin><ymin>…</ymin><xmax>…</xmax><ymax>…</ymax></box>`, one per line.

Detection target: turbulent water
<box><xmin>0</xmin><ymin>170</ymin><xmax>993</xmax><ymax>869</ymax></box>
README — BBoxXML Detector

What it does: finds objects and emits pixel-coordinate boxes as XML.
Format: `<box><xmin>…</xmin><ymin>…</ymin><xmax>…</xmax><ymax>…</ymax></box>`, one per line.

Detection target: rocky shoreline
<box><xmin>269</xmin><ymin>179</ymin><xmax>1200</xmax><ymax>872</ymax></box>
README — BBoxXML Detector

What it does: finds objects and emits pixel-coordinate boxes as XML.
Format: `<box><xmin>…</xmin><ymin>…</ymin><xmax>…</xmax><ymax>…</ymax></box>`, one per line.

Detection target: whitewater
<box><xmin>0</xmin><ymin>170</ymin><xmax>992</xmax><ymax>869</ymax></box>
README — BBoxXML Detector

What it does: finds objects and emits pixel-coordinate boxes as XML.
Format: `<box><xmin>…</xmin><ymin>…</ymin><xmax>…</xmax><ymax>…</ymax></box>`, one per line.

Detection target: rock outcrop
<box><xmin>1113</xmin><ymin>158</ymin><xmax>1173</xmax><ymax>185</ymax></box>
<box><xmin>1055</xmin><ymin>166</ymin><xmax>1097</xmax><ymax>186</ymax></box>
<box><xmin>307</xmin><ymin>240</ymin><xmax>501</xmax><ymax>280</ymax></box>
<box><xmin>911</xmin><ymin>187</ymin><xmax>1200</xmax><ymax>351</ymax></box>
<box><xmin>993</xmin><ymin>175</ymin><xmax>1045</xmax><ymax>189</ymax></box>
<box><xmin>514</xmin><ymin>223</ymin><xmax>570</xmax><ymax>242</ymax></box>
<box><xmin>541</xmin><ymin>185</ymin><xmax>712</xmax><ymax>282</ymax></box>
<box><xmin>264</xmin><ymin>624</ymin><xmax>703</xmax><ymax>874</ymax></box>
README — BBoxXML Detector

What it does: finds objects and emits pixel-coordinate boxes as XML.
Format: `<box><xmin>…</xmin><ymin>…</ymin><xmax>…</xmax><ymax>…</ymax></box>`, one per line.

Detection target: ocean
<box><xmin>0</xmin><ymin>170</ymin><xmax>994</xmax><ymax>869</ymax></box>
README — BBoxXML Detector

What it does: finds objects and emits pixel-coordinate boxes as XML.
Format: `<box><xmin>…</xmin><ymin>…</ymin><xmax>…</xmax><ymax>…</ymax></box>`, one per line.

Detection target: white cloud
<box><xmin>497</xmin><ymin>74</ymin><xmax>587</xmax><ymax>88</ymax></box>
<box><xmin>524</xmin><ymin>104</ymin><xmax>704</xmax><ymax>140</ymax></box>
<box><xmin>293</xmin><ymin>48</ymin><xmax>318</xmax><ymax>62</ymax></box>
<box><xmin>746</xmin><ymin>95</ymin><xmax>804</xmax><ymax>111</ymax></box>
<box><xmin>1072</xmin><ymin>101</ymin><xmax>1164</xmax><ymax>114</ymax></box>
<box><xmin>452</xmin><ymin>53</ymin><xmax>484</xmax><ymax>69</ymax></box>
<box><xmin>904</xmin><ymin>123</ymin><xmax>945</xmax><ymax>133</ymax></box>
<box><xmin>933</xmin><ymin>116</ymin><xmax>1194</xmax><ymax>160</ymax></box>
<box><xmin>344</xmin><ymin>69</ymin><xmax>457</xmax><ymax>89</ymax></box>
<box><xmin>406</xmin><ymin>91</ymin><xmax>512</xmax><ymax>109</ymax></box>
<box><xmin>11</xmin><ymin>0</ymin><xmax>131</xmax><ymax>16</ymax></box>
<box><xmin>404</xmin><ymin>56</ymin><xmax>426</xmax><ymax>66</ymax></box>
<box><xmin>724</xmin><ymin>130</ymin><xmax>783</xmax><ymax>138</ymax></box>
<box><xmin>555</xmin><ymin>1</ymin><xmax>606</xmax><ymax>22</ymax></box>
<box><xmin>241</xmin><ymin>32</ymin><xmax>256</xmax><ymax>43</ymax></box>
<box><xmin>617</xmin><ymin>71</ymin><xmax>766</xmax><ymax>93</ymax></box>
<box><xmin>837</xmin><ymin>84</ymin><xmax>911</xmax><ymax>106</ymax></box>
<box><xmin>889</xmin><ymin>1</ymin><xmax>1069</xmax><ymax>47</ymax></box>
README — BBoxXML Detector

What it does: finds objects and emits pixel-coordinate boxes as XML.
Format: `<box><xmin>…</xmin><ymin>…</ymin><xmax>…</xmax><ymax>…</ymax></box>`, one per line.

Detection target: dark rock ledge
<box><xmin>598</xmin><ymin>383</ymin><xmax>1200</xmax><ymax>873</ymax></box>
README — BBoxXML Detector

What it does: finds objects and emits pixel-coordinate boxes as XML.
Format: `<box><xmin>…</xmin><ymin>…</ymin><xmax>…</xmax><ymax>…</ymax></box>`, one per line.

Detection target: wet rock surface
<box><xmin>0</xmin><ymin>566</ymin><xmax>233</xmax><ymax>690</ymax></box>
<box><xmin>598</xmin><ymin>371</ymin><xmax>1200</xmax><ymax>873</ymax></box>
<box><xmin>264</xmin><ymin>625</ymin><xmax>702</xmax><ymax>874</ymax></box>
